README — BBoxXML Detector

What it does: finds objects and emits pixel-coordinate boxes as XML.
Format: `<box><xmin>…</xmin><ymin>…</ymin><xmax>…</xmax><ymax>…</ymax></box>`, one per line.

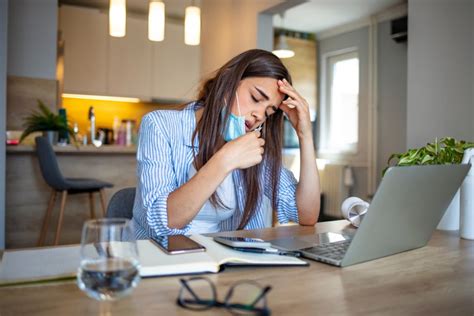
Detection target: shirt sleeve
<box><xmin>263</xmin><ymin>163</ymin><xmax>299</xmax><ymax>224</ymax></box>
<box><xmin>136</xmin><ymin>114</ymin><xmax>191</xmax><ymax>236</ymax></box>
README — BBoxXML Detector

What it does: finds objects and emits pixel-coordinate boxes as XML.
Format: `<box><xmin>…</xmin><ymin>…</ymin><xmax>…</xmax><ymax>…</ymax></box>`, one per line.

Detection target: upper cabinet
<box><xmin>59</xmin><ymin>5</ymin><xmax>201</xmax><ymax>102</ymax></box>
<box><xmin>107</xmin><ymin>16</ymin><xmax>152</xmax><ymax>99</ymax></box>
<box><xmin>60</xmin><ymin>6</ymin><xmax>108</xmax><ymax>95</ymax></box>
<box><xmin>152</xmin><ymin>23</ymin><xmax>200</xmax><ymax>101</ymax></box>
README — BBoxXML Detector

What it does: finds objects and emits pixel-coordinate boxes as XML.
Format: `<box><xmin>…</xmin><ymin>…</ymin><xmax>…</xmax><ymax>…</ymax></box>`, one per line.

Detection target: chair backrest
<box><xmin>35</xmin><ymin>136</ymin><xmax>68</xmax><ymax>190</ymax></box>
<box><xmin>106</xmin><ymin>187</ymin><xmax>136</xmax><ymax>219</ymax></box>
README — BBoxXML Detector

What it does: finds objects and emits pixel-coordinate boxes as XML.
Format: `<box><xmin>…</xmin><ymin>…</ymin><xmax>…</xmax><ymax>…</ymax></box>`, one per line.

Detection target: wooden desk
<box><xmin>1</xmin><ymin>220</ymin><xmax>473</xmax><ymax>315</ymax></box>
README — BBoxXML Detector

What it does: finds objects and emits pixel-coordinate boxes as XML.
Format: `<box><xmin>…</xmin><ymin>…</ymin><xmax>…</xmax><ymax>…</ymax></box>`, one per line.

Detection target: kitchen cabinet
<box><xmin>59</xmin><ymin>5</ymin><xmax>200</xmax><ymax>102</ymax></box>
<box><xmin>151</xmin><ymin>23</ymin><xmax>200</xmax><ymax>101</ymax></box>
<box><xmin>60</xmin><ymin>5</ymin><xmax>108</xmax><ymax>95</ymax></box>
<box><xmin>108</xmin><ymin>16</ymin><xmax>152</xmax><ymax>99</ymax></box>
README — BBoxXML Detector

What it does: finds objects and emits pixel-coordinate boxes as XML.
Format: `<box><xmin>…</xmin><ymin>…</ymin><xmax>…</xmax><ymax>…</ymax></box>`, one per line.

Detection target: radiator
<box><xmin>319</xmin><ymin>164</ymin><xmax>350</xmax><ymax>219</ymax></box>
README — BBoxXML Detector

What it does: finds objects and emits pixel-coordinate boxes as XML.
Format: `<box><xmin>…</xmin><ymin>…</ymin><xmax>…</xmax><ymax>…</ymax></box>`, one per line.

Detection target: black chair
<box><xmin>106</xmin><ymin>187</ymin><xmax>136</xmax><ymax>219</ymax></box>
<box><xmin>35</xmin><ymin>136</ymin><xmax>113</xmax><ymax>246</ymax></box>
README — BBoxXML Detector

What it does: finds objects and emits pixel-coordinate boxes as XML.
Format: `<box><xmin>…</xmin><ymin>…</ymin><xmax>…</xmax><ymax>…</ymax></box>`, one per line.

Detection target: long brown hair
<box><xmin>192</xmin><ymin>49</ymin><xmax>292</xmax><ymax>229</ymax></box>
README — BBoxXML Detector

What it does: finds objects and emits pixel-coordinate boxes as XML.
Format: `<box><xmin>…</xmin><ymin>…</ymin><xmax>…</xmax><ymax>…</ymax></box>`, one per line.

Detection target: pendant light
<box><xmin>148</xmin><ymin>0</ymin><xmax>165</xmax><ymax>41</ymax></box>
<box><xmin>184</xmin><ymin>2</ymin><xmax>201</xmax><ymax>46</ymax></box>
<box><xmin>109</xmin><ymin>0</ymin><xmax>126</xmax><ymax>37</ymax></box>
<box><xmin>272</xmin><ymin>13</ymin><xmax>295</xmax><ymax>59</ymax></box>
<box><xmin>272</xmin><ymin>33</ymin><xmax>295</xmax><ymax>59</ymax></box>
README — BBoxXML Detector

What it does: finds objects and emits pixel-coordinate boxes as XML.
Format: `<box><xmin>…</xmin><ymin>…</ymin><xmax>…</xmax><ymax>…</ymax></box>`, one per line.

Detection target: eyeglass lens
<box><xmin>225</xmin><ymin>281</ymin><xmax>271</xmax><ymax>315</ymax></box>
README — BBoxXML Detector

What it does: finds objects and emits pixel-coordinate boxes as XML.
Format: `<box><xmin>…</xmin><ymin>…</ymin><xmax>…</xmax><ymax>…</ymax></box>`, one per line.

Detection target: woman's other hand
<box><xmin>218</xmin><ymin>131</ymin><xmax>265</xmax><ymax>171</ymax></box>
<box><xmin>277</xmin><ymin>79</ymin><xmax>313</xmax><ymax>141</ymax></box>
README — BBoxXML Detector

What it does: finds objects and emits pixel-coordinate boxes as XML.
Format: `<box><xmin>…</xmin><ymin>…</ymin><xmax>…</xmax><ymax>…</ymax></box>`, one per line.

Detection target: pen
<box><xmin>232</xmin><ymin>247</ymin><xmax>301</xmax><ymax>257</ymax></box>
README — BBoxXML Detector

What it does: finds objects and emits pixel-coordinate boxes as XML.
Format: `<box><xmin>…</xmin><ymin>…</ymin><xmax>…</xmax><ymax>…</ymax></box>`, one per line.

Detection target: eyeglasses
<box><xmin>177</xmin><ymin>277</ymin><xmax>272</xmax><ymax>315</ymax></box>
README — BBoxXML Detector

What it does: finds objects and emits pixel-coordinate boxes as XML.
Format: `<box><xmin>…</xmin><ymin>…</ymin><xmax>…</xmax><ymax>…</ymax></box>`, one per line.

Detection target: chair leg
<box><xmin>89</xmin><ymin>192</ymin><xmax>95</xmax><ymax>219</ymax></box>
<box><xmin>99</xmin><ymin>189</ymin><xmax>107</xmax><ymax>217</ymax></box>
<box><xmin>37</xmin><ymin>190</ymin><xmax>57</xmax><ymax>247</ymax></box>
<box><xmin>54</xmin><ymin>191</ymin><xmax>68</xmax><ymax>246</ymax></box>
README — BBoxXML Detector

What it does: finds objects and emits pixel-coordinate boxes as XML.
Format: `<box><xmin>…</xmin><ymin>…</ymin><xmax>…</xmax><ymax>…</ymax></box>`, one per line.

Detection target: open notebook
<box><xmin>0</xmin><ymin>235</ymin><xmax>307</xmax><ymax>286</ymax></box>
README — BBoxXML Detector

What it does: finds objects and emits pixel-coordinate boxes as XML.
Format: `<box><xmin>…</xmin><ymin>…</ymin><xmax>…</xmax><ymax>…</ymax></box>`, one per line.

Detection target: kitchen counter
<box><xmin>6</xmin><ymin>144</ymin><xmax>137</xmax><ymax>154</ymax></box>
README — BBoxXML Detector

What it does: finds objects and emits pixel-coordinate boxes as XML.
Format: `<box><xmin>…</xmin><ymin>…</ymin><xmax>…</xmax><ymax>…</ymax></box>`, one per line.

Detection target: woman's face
<box><xmin>231</xmin><ymin>77</ymin><xmax>285</xmax><ymax>132</ymax></box>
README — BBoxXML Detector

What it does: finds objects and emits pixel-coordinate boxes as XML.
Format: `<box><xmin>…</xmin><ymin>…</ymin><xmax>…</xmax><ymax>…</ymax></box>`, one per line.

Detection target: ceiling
<box><xmin>272</xmin><ymin>0</ymin><xmax>405</xmax><ymax>34</ymax></box>
<box><xmin>60</xmin><ymin>0</ymin><xmax>199</xmax><ymax>17</ymax></box>
<box><xmin>61</xmin><ymin>0</ymin><xmax>405</xmax><ymax>34</ymax></box>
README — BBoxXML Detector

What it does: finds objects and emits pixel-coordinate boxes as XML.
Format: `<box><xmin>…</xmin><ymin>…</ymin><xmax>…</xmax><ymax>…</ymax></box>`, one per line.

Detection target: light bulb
<box><xmin>109</xmin><ymin>0</ymin><xmax>126</xmax><ymax>37</ymax></box>
<box><xmin>185</xmin><ymin>6</ymin><xmax>201</xmax><ymax>46</ymax></box>
<box><xmin>148</xmin><ymin>0</ymin><xmax>165</xmax><ymax>41</ymax></box>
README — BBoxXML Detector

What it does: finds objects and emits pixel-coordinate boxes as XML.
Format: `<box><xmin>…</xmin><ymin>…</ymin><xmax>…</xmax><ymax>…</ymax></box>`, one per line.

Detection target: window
<box><xmin>320</xmin><ymin>50</ymin><xmax>359</xmax><ymax>156</ymax></box>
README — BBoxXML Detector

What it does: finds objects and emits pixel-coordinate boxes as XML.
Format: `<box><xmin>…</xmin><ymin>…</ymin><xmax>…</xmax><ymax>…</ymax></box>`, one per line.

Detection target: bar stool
<box><xmin>35</xmin><ymin>136</ymin><xmax>113</xmax><ymax>246</ymax></box>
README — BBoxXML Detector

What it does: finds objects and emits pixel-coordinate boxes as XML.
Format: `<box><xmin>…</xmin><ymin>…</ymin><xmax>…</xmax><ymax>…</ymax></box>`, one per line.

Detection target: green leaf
<box><xmin>421</xmin><ymin>155</ymin><xmax>434</xmax><ymax>164</ymax></box>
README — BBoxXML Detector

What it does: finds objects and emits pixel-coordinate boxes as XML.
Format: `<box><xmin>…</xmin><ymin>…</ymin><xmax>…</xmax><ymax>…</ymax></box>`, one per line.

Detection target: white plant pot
<box><xmin>42</xmin><ymin>130</ymin><xmax>58</xmax><ymax>145</ymax></box>
<box><xmin>460</xmin><ymin>149</ymin><xmax>474</xmax><ymax>240</ymax></box>
<box><xmin>437</xmin><ymin>190</ymin><xmax>460</xmax><ymax>230</ymax></box>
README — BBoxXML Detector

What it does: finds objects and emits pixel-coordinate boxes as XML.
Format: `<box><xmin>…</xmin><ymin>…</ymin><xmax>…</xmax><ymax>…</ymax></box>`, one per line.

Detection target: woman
<box><xmin>132</xmin><ymin>49</ymin><xmax>320</xmax><ymax>238</ymax></box>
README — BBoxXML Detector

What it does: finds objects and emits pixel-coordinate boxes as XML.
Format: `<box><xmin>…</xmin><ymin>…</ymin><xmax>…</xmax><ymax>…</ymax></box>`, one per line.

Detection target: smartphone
<box><xmin>150</xmin><ymin>235</ymin><xmax>206</xmax><ymax>255</ymax></box>
<box><xmin>213</xmin><ymin>236</ymin><xmax>272</xmax><ymax>249</ymax></box>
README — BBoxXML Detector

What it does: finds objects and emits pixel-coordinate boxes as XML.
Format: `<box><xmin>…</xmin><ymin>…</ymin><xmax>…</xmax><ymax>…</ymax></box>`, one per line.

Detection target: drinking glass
<box><xmin>77</xmin><ymin>218</ymin><xmax>140</xmax><ymax>301</ymax></box>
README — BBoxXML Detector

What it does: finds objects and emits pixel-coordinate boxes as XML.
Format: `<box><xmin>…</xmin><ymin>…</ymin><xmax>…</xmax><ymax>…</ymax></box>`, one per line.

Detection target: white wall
<box><xmin>0</xmin><ymin>0</ymin><xmax>8</xmax><ymax>249</ymax></box>
<box><xmin>407</xmin><ymin>0</ymin><xmax>474</xmax><ymax>148</ymax></box>
<box><xmin>7</xmin><ymin>0</ymin><xmax>57</xmax><ymax>79</ymax></box>
<box><xmin>376</xmin><ymin>20</ymin><xmax>407</xmax><ymax>183</ymax></box>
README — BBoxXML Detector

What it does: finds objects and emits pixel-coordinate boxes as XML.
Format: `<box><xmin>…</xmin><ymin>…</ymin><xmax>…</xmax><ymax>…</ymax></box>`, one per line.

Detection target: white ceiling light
<box><xmin>148</xmin><ymin>0</ymin><xmax>165</xmax><ymax>41</ymax></box>
<box><xmin>272</xmin><ymin>12</ymin><xmax>295</xmax><ymax>59</ymax></box>
<box><xmin>184</xmin><ymin>4</ymin><xmax>201</xmax><ymax>46</ymax></box>
<box><xmin>109</xmin><ymin>0</ymin><xmax>126</xmax><ymax>37</ymax></box>
<box><xmin>272</xmin><ymin>33</ymin><xmax>295</xmax><ymax>59</ymax></box>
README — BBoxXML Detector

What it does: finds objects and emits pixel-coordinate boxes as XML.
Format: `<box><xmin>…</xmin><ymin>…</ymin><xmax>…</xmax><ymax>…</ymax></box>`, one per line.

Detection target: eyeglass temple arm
<box><xmin>179</xmin><ymin>279</ymin><xmax>202</xmax><ymax>301</ymax></box>
<box><xmin>249</xmin><ymin>285</ymin><xmax>272</xmax><ymax>307</ymax></box>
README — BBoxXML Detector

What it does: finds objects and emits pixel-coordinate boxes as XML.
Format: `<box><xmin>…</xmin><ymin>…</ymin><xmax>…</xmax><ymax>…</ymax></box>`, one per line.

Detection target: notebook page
<box><xmin>0</xmin><ymin>245</ymin><xmax>81</xmax><ymax>285</ymax></box>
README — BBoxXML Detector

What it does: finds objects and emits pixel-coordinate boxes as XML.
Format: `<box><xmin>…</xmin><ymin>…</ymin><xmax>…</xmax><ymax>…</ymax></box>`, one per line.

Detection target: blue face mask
<box><xmin>223</xmin><ymin>93</ymin><xmax>246</xmax><ymax>142</ymax></box>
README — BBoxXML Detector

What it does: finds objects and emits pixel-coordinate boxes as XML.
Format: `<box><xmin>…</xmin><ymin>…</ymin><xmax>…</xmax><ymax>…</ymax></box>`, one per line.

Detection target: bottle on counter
<box><xmin>116</xmin><ymin>123</ymin><xmax>126</xmax><ymax>146</ymax></box>
<box><xmin>88</xmin><ymin>106</ymin><xmax>96</xmax><ymax>144</ymax></box>
<box><xmin>72</xmin><ymin>122</ymin><xmax>82</xmax><ymax>145</ymax></box>
<box><xmin>113</xmin><ymin>116</ymin><xmax>121</xmax><ymax>145</ymax></box>
<box><xmin>121</xmin><ymin>119</ymin><xmax>136</xmax><ymax>147</ymax></box>
<box><xmin>58</xmin><ymin>108</ymin><xmax>69</xmax><ymax>145</ymax></box>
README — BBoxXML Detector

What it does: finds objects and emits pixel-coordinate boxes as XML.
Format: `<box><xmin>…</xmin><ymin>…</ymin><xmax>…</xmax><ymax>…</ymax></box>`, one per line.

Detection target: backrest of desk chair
<box><xmin>35</xmin><ymin>136</ymin><xmax>68</xmax><ymax>191</ymax></box>
<box><xmin>106</xmin><ymin>187</ymin><xmax>136</xmax><ymax>219</ymax></box>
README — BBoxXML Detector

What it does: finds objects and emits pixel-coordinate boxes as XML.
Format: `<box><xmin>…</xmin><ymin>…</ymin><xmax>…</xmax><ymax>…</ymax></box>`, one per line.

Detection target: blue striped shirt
<box><xmin>132</xmin><ymin>102</ymin><xmax>299</xmax><ymax>238</ymax></box>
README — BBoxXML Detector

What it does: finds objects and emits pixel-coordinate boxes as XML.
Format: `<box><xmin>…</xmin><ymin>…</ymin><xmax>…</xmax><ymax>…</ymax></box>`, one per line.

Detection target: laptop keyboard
<box><xmin>301</xmin><ymin>239</ymin><xmax>351</xmax><ymax>262</ymax></box>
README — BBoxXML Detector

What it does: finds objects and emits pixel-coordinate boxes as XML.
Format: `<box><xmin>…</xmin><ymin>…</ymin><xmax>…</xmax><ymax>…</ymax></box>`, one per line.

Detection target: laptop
<box><xmin>269</xmin><ymin>164</ymin><xmax>470</xmax><ymax>267</ymax></box>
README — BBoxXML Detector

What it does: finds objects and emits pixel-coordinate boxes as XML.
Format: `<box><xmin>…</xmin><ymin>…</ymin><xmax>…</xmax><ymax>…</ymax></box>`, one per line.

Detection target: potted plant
<box><xmin>384</xmin><ymin>137</ymin><xmax>474</xmax><ymax>231</ymax></box>
<box><xmin>384</xmin><ymin>137</ymin><xmax>474</xmax><ymax>175</ymax></box>
<box><xmin>20</xmin><ymin>100</ymin><xmax>75</xmax><ymax>145</ymax></box>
